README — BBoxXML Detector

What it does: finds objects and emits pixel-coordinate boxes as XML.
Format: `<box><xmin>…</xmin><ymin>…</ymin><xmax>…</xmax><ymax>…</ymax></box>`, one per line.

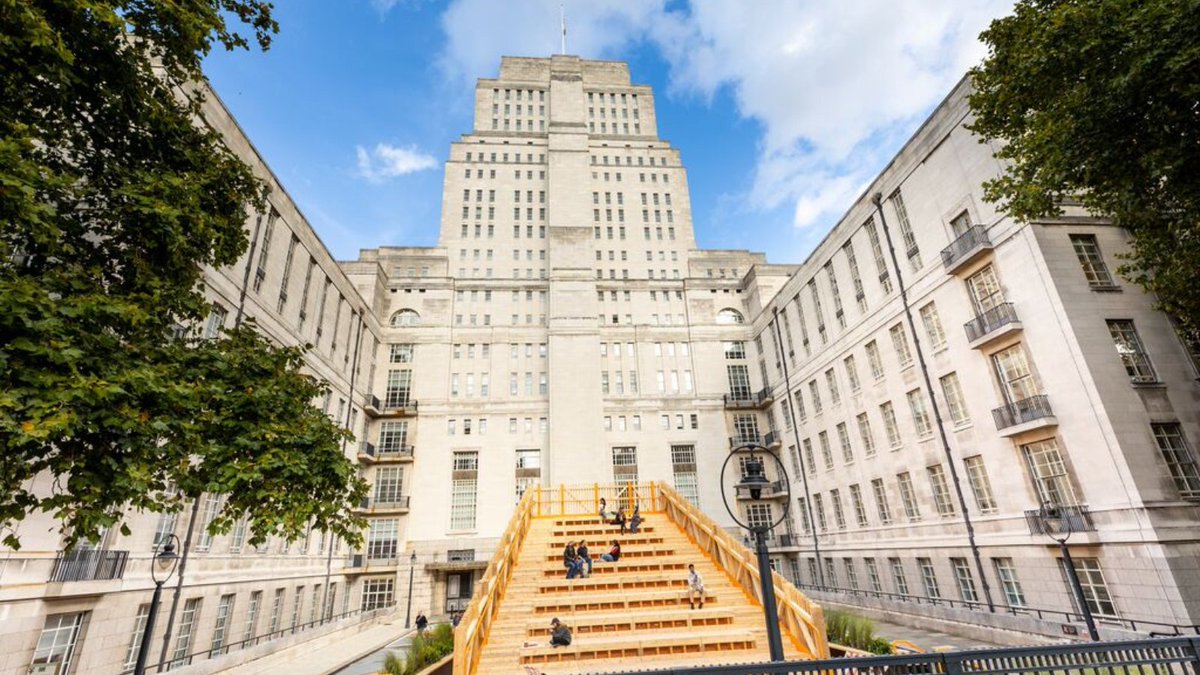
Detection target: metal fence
<box><xmin>791</xmin><ymin>581</ymin><xmax>1200</xmax><ymax>636</ymax></box>
<box><xmin>599</xmin><ymin>635</ymin><xmax>1200</xmax><ymax>674</ymax></box>
<box><xmin>49</xmin><ymin>549</ymin><xmax>129</xmax><ymax>582</ymax></box>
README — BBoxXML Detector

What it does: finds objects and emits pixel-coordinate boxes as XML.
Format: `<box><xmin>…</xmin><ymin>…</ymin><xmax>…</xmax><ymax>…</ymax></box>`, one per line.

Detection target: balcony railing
<box><xmin>360</xmin><ymin>443</ymin><xmax>415</xmax><ymax>461</ymax></box>
<box><xmin>49</xmin><ymin>549</ymin><xmax>129</xmax><ymax>582</ymax></box>
<box><xmin>993</xmin><ymin>394</ymin><xmax>1055</xmax><ymax>431</ymax></box>
<box><xmin>940</xmin><ymin>225</ymin><xmax>992</xmax><ymax>271</ymax></box>
<box><xmin>383</xmin><ymin>399</ymin><xmax>419</xmax><ymax>415</ymax></box>
<box><xmin>723</xmin><ymin>388</ymin><xmax>772</xmax><ymax>409</ymax></box>
<box><xmin>729</xmin><ymin>433</ymin><xmax>764</xmax><ymax>448</ymax></box>
<box><xmin>1024</xmin><ymin>504</ymin><xmax>1096</xmax><ymax>536</ymax></box>
<box><xmin>363</xmin><ymin>394</ymin><xmax>382</xmax><ymax>414</ymax></box>
<box><xmin>360</xmin><ymin>496</ymin><xmax>411</xmax><ymax>511</ymax></box>
<box><xmin>735</xmin><ymin>480</ymin><xmax>788</xmax><ymax>500</ymax></box>
<box><xmin>763</xmin><ymin>430</ymin><xmax>781</xmax><ymax>448</ymax></box>
<box><xmin>964</xmin><ymin>302</ymin><xmax>1020</xmax><ymax>343</ymax></box>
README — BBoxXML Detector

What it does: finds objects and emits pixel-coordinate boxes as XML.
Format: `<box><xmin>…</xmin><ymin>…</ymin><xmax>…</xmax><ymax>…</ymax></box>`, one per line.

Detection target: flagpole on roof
<box><xmin>560</xmin><ymin>4</ymin><xmax>566</xmax><ymax>55</ymax></box>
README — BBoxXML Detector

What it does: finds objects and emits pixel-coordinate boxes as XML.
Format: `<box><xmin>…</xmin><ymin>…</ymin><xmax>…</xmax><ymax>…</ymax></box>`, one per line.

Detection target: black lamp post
<box><xmin>405</xmin><ymin>551</ymin><xmax>418</xmax><ymax>628</ymax></box>
<box><xmin>1039</xmin><ymin>504</ymin><xmax>1100</xmax><ymax>641</ymax></box>
<box><xmin>134</xmin><ymin>534</ymin><xmax>181</xmax><ymax>675</ymax></box>
<box><xmin>720</xmin><ymin>443</ymin><xmax>791</xmax><ymax>662</ymax></box>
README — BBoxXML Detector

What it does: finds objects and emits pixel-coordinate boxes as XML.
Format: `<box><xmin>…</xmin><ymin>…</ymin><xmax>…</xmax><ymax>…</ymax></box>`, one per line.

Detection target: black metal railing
<box><xmin>377</xmin><ymin>444</ymin><xmax>415</xmax><ymax>459</ymax></box>
<box><xmin>602</xmin><ymin>636</ymin><xmax>1200</xmax><ymax>674</ymax></box>
<box><xmin>358</xmin><ymin>441</ymin><xmax>376</xmax><ymax>457</ymax></box>
<box><xmin>788</xmin><ymin>582</ymin><xmax>1200</xmax><ymax>636</ymax></box>
<box><xmin>723</xmin><ymin>388</ymin><xmax>771</xmax><ymax>408</ymax></box>
<box><xmin>360</xmin><ymin>496</ymin><xmax>411</xmax><ymax>510</ymax></box>
<box><xmin>773</xmin><ymin>534</ymin><xmax>797</xmax><ymax>548</ymax></box>
<box><xmin>146</xmin><ymin>604</ymin><xmax>396</xmax><ymax>673</ymax></box>
<box><xmin>383</xmin><ymin>398</ymin><xmax>419</xmax><ymax>414</ymax></box>
<box><xmin>735</xmin><ymin>480</ymin><xmax>788</xmax><ymax>500</ymax></box>
<box><xmin>1025</xmin><ymin>504</ymin><xmax>1095</xmax><ymax>535</ymax></box>
<box><xmin>964</xmin><ymin>302</ymin><xmax>1020</xmax><ymax>342</ymax></box>
<box><xmin>729</xmin><ymin>433</ymin><xmax>765</xmax><ymax>448</ymax></box>
<box><xmin>993</xmin><ymin>394</ymin><xmax>1054</xmax><ymax>430</ymax></box>
<box><xmin>940</xmin><ymin>225</ymin><xmax>992</xmax><ymax>270</ymax></box>
<box><xmin>364</xmin><ymin>394</ymin><xmax>382</xmax><ymax>412</ymax></box>
<box><xmin>763</xmin><ymin>430</ymin><xmax>781</xmax><ymax>447</ymax></box>
<box><xmin>49</xmin><ymin>549</ymin><xmax>129</xmax><ymax>582</ymax></box>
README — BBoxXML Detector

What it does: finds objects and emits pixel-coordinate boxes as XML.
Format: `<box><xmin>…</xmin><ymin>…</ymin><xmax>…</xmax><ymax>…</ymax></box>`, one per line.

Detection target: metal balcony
<box><xmin>735</xmin><ymin>480</ymin><xmax>788</xmax><ymax>500</ymax></box>
<box><xmin>763</xmin><ymin>430</ymin><xmax>783</xmax><ymax>449</ymax></box>
<box><xmin>729</xmin><ymin>433</ymin><xmax>765</xmax><ymax>449</ymax></box>
<box><xmin>359</xmin><ymin>443</ymin><xmax>415</xmax><ymax>462</ymax></box>
<box><xmin>964</xmin><ymin>302</ymin><xmax>1022</xmax><ymax>348</ymax></box>
<box><xmin>940</xmin><ymin>226</ymin><xmax>993</xmax><ymax>273</ymax></box>
<box><xmin>992</xmin><ymin>394</ymin><xmax>1057</xmax><ymax>436</ymax></box>
<box><xmin>363</xmin><ymin>394</ymin><xmax>382</xmax><ymax>416</ymax></box>
<box><xmin>358</xmin><ymin>496</ymin><xmax>411</xmax><ymax>513</ymax></box>
<box><xmin>1024</xmin><ymin>505</ymin><xmax>1095</xmax><ymax>536</ymax></box>
<box><xmin>382</xmin><ymin>399</ymin><xmax>419</xmax><ymax>416</ymax></box>
<box><xmin>723</xmin><ymin>388</ymin><xmax>773</xmax><ymax>409</ymax></box>
<box><xmin>49</xmin><ymin>550</ymin><xmax>129</xmax><ymax>583</ymax></box>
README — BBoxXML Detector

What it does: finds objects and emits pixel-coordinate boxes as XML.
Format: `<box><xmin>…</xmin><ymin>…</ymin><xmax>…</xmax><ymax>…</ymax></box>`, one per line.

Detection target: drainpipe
<box><xmin>770</xmin><ymin>308</ymin><xmax>825</xmax><ymax>588</ymax></box>
<box><xmin>871</xmin><ymin>192</ymin><xmax>995</xmax><ymax>612</ymax></box>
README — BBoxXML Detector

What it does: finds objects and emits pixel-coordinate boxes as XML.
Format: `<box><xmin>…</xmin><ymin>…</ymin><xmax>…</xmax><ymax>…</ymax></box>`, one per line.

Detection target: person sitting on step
<box><xmin>598</xmin><ymin>497</ymin><xmax>610</xmax><ymax>522</ymax></box>
<box><xmin>577</xmin><ymin>540</ymin><xmax>593</xmax><ymax>577</ymax></box>
<box><xmin>686</xmin><ymin>563</ymin><xmax>706</xmax><ymax>609</ymax></box>
<box><xmin>613</xmin><ymin>506</ymin><xmax>627</xmax><ymax>534</ymax></box>
<box><xmin>600</xmin><ymin>539</ymin><xmax>621</xmax><ymax>562</ymax></box>
<box><xmin>564</xmin><ymin>541</ymin><xmax>582</xmax><ymax>579</ymax></box>
<box><xmin>549</xmin><ymin>618</ymin><xmax>573</xmax><ymax>647</ymax></box>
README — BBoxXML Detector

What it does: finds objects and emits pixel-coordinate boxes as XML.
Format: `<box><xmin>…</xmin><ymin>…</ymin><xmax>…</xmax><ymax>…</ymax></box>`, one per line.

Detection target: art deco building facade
<box><xmin>3</xmin><ymin>54</ymin><xmax>1200</xmax><ymax>674</ymax></box>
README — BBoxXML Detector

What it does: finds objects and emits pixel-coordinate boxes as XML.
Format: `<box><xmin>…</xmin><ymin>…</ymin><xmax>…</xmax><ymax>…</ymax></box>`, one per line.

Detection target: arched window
<box><xmin>390</xmin><ymin>309</ymin><xmax>421</xmax><ymax>327</ymax></box>
<box><xmin>716</xmin><ymin>308</ymin><xmax>744</xmax><ymax>325</ymax></box>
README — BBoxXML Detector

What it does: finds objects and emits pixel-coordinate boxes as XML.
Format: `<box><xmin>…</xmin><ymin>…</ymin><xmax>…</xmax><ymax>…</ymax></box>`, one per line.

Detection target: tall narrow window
<box><xmin>1069</xmin><ymin>234</ymin><xmax>1116</xmax><ymax>288</ymax></box>
<box><xmin>671</xmin><ymin>444</ymin><xmax>700</xmax><ymax>505</ymax></box>
<box><xmin>122</xmin><ymin>605</ymin><xmax>151</xmax><ymax>673</ymax></box>
<box><xmin>992</xmin><ymin>343</ymin><xmax>1040</xmax><ymax>405</ymax></box>
<box><xmin>906</xmin><ymin>389</ymin><xmax>932</xmax><ymax>438</ymax></box>
<box><xmin>889</xmin><ymin>558</ymin><xmax>910</xmax><ymax>595</ymax></box>
<box><xmin>918</xmin><ymin>558</ymin><xmax>941</xmax><ymax>599</ymax></box>
<box><xmin>172</xmin><ymin>598</ymin><xmax>202</xmax><ymax>667</ymax></box>
<box><xmin>897</xmin><ymin>472</ymin><xmax>920</xmax><ymax>521</ymax></box>
<box><xmin>367</xmin><ymin>518</ymin><xmax>399</xmax><ymax>561</ymax></box>
<box><xmin>890</xmin><ymin>190</ymin><xmax>921</xmax><ymax>270</ymax></box>
<box><xmin>825</xmin><ymin>369</ymin><xmax>841</xmax><ymax>406</ymax></box>
<box><xmin>844</xmin><ymin>355</ymin><xmax>861</xmax><ymax>392</ymax></box>
<box><xmin>1106</xmin><ymin>319</ymin><xmax>1158</xmax><ymax>383</ymax></box>
<box><xmin>253</xmin><ymin>209</ymin><xmax>277</xmax><ymax>293</ymax></box>
<box><xmin>993</xmin><ymin>558</ymin><xmax>1027</xmax><ymax>607</ymax></box>
<box><xmin>612</xmin><ymin>446</ymin><xmax>639</xmax><ymax>484</ymax></box>
<box><xmin>939</xmin><ymin>372</ymin><xmax>971</xmax><ymax>427</ymax></box>
<box><xmin>951</xmin><ymin>558</ymin><xmax>979</xmax><ymax>602</ymax></box>
<box><xmin>243</xmin><ymin>591</ymin><xmax>262</xmax><ymax>643</ymax></box>
<box><xmin>865</xmin><ymin>559</ymin><xmax>883</xmax><ymax>592</ymax></box>
<box><xmin>889</xmin><ymin>323</ymin><xmax>913</xmax><ymax>367</ymax></box>
<box><xmin>836</xmin><ymin>423</ymin><xmax>854</xmax><ymax>464</ymax></box>
<box><xmin>843</xmin><ymin>240</ymin><xmax>867</xmax><ymax>312</ymax></box>
<box><xmin>871</xmin><ymin>478</ymin><xmax>892</xmax><ymax>524</ymax></box>
<box><xmin>864</xmin><ymin>218</ymin><xmax>893</xmax><ymax>293</ymax></box>
<box><xmin>963</xmin><ymin>456</ymin><xmax>998</xmax><ymax>514</ymax></box>
<box><xmin>927</xmin><ymin>464</ymin><xmax>955</xmax><ymax>516</ymax></box>
<box><xmin>1060</xmin><ymin>557</ymin><xmax>1116</xmax><ymax>616</ymax></box>
<box><xmin>31</xmin><ymin>613</ymin><xmax>88</xmax><ymax>675</ymax></box>
<box><xmin>209</xmin><ymin>594</ymin><xmax>236</xmax><ymax>656</ymax></box>
<box><xmin>919</xmin><ymin>302</ymin><xmax>946</xmax><ymax>351</ymax></box>
<box><xmin>865</xmin><ymin>341</ymin><xmax>884</xmax><ymax>379</ymax></box>
<box><xmin>825</xmin><ymin>261</ymin><xmax>845</xmax><ymax>328</ymax></box>
<box><xmin>515</xmin><ymin>449</ymin><xmax>541</xmax><ymax>502</ymax></box>
<box><xmin>966</xmin><ymin>264</ymin><xmax>1005</xmax><ymax>314</ymax></box>
<box><xmin>830</xmin><ymin>489</ymin><xmax>846</xmax><ymax>529</ymax></box>
<box><xmin>451</xmin><ymin>452</ymin><xmax>479</xmax><ymax>530</ymax></box>
<box><xmin>856</xmin><ymin>412</ymin><xmax>877</xmax><ymax>457</ymax></box>
<box><xmin>1152</xmin><ymin>423</ymin><xmax>1200</xmax><ymax>500</ymax></box>
<box><xmin>849</xmin><ymin>484</ymin><xmax>868</xmax><ymax>527</ymax></box>
<box><xmin>277</xmin><ymin>234</ymin><xmax>298</xmax><ymax>313</ymax></box>
<box><xmin>880</xmin><ymin>401</ymin><xmax>901</xmax><ymax>448</ymax></box>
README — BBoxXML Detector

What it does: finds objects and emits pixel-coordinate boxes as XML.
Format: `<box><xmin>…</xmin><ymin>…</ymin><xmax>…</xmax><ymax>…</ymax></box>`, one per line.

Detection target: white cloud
<box><xmin>355</xmin><ymin>143</ymin><xmax>439</xmax><ymax>183</ymax></box>
<box><xmin>436</xmin><ymin>0</ymin><xmax>1012</xmax><ymax>236</ymax></box>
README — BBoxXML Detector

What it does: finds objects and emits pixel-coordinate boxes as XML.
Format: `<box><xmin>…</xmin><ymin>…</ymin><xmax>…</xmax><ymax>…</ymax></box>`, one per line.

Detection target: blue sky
<box><xmin>204</xmin><ymin>0</ymin><xmax>1013</xmax><ymax>264</ymax></box>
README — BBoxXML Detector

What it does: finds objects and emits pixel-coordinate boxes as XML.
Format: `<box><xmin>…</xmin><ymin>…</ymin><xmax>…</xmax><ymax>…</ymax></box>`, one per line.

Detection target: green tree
<box><xmin>0</xmin><ymin>1</ymin><xmax>367</xmax><ymax>550</ymax></box>
<box><xmin>968</xmin><ymin>0</ymin><xmax>1200</xmax><ymax>340</ymax></box>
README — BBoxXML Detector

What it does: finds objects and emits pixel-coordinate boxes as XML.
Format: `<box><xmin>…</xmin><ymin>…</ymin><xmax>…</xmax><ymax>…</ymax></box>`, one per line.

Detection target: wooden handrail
<box><xmin>452</xmin><ymin>486</ymin><xmax>537</xmax><ymax>675</ymax></box>
<box><xmin>654</xmin><ymin>483</ymin><xmax>830</xmax><ymax>659</ymax></box>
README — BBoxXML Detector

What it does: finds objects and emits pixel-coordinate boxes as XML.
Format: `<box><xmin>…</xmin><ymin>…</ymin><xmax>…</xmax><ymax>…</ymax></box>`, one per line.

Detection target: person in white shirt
<box><xmin>686</xmin><ymin>563</ymin><xmax>705</xmax><ymax>609</ymax></box>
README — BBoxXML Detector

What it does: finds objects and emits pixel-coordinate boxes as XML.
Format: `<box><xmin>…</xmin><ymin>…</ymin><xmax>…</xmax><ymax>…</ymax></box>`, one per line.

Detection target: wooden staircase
<box><xmin>453</xmin><ymin>484</ymin><xmax>828</xmax><ymax>675</ymax></box>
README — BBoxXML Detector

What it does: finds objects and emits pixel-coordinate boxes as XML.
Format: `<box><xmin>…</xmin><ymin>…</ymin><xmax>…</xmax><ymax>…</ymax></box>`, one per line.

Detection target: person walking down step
<box><xmin>629</xmin><ymin>504</ymin><xmax>643</xmax><ymax>534</ymax></box>
<box><xmin>686</xmin><ymin>563</ymin><xmax>706</xmax><ymax>609</ymax></box>
<box><xmin>601</xmin><ymin>539</ymin><xmax>621</xmax><ymax>562</ymax></box>
<box><xmin>550</xmin><ymin>618</ymin><xmax>573</xmax><ymax>647</ymax></box>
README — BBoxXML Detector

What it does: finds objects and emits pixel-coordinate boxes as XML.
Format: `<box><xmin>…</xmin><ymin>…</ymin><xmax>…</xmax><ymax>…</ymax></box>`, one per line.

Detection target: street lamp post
<box><xmin>720</xmin><ymin>443</ymin><xmax>791</xmax><ymax>662</ymax></box>
<box><xmin>405</xmin><ymin>551</ymin><xmax>417</xmax><ymax>628</ymax></box>
<box><xmin>1039</xmin><ymin>505</ymin><xmax>1100</xmax><ymax>641</ymax></box>
<box><xmin>134</xmin><ymin>534</ymin><xmax>181</xmax><ymax>675</ymax></box>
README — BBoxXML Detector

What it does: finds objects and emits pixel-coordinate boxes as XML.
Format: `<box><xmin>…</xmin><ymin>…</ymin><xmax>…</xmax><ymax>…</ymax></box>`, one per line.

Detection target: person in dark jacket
<box><xmin>414</xmin><ymin>611</ymin><xmax>429</xmax><ymax>636</ymax></box>
<box><xmin>613</xmin><ymin>507</ymin><xmax>627</xmax><ymax>534</ymax></box>
<box><xmin>629</xmin><ymin>504</ymin><xmax>643</xmax><ymax>534</ymax></box>
<box><xmin>550</xmin><ymin>618</ymin><xmax>572</xmax><ymax>647</ymax></box>
<box><xmin>601</xmin><ymin>539</ymin><xmax>621</xmax><ymax>562</ymax></box>
<box><xmin>577</xmin><ymin>540</ymin><xmax>593</xmax><ymax>577</ymax></box>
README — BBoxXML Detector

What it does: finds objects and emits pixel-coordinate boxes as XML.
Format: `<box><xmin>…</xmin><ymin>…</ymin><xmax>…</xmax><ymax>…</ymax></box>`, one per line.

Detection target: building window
<box><xmin>951</xmin><ymin>558</ymin><xmax>979</xmax><ymax>603</ymax></box>
<box><xmin>171</xmin><ymin>598</ymin><xmax>202</xmax><ymax>667</ymax></box>
<box><xmin>374</xmin><ymin>466</ymin><xmax>404</xmax><ymax>506</ymax></box>
<box><xmin>963</xmin><ymin>455</ymin><xmax>998</xmax><ymax>514</ymax></box>
<box><xmin>1106</xmin><ymin>319</ymin><xmax>1158</xmax><ymax>383</ymax></box>
<box><xmin>1069</xmin><ymin>234</ymin><xmax>1116</xmax><ymax>288</ymax></box>
<box><xmin>1152</xmin><ymin>423</ymin><xmax>1200</xmax><ymax>500</ymax></box>
<box><xmin>122</xmin><ymin>605</ymin><xmax>151</xmax><ymax>673</ymax></box>
<box><xmin>451</xmin><ymin>451</ymin><xmax>479</xmax><ymax>530</ymax></box>
<box><xmin>209</xmin><ymin>594</ymin><xmax>236</xmax><ymax>656</ymax></box>
<box><xmin>890</xmin><ymin>189</ymin><xmax>921</xmax><ymax>269</ymax></box>
<box><xmin>385</xmin><ymin>369</ymin><xmax>413</xmax><ymax>408</ymax></box>
<box><xmin>918</xmin><ymin>558</ymin><xmax>941</xmax><ymax>599</ymax></box>
<box><xmin>939</xmin><ymin>372</ymin><xmax>970</xmax><ymax>427</ymax></box>
<box><xmin>927</xmin><ymin>464</ymin><xmax>955</xmax><ymax>517</ymax></box>
<box><xmin>1021</xmin><ymin>439</ymin><xmax>1079</xmax><ymax>507</ymax></box>
<box><xmin>919</xmin><ymin>302</ymin><xmax>946</xmax><ymax>352</ymax></box>
<box><xmin>671</xmin><ymin>444</ymin><xmax>700</xmax><ymax>506</ymax></box>
<box><xmin>865</xmin><ymin>341</ymin><xmax>884</xmax><ymax>379</ymax></box>
<box><xmin>993</xmin><ymin>558</ymin><xmax>1027</xmax><ymax>607</ymax></box>
<box><xmin>865</xmin><ymin>558</ymin><xmax>883</xmax><ymax>593</ymax></box>
<box><xmin>856</xmin><ymin>413</ymin><xmax>876</xmax><ymax>457</ymax></box>
<box><xmin>830</xmin><ymin>489</ymin><xmax>846</xmax><ymax>529</ymax></box>
<box><xmin>849</xmin><ymin>484</ymin><xmax>868</xmax><ymax>527</ymax></box>
<box><xmin>31</xmin><ymin>612</ymin><xmax>88</xmax><ymax>675</ymax></box>
<box><xmin>889</xmin><ymin>323</ymin><xmax>913</xmax><ymax>367</ymax></box>
<box><xmin>864</xmin><ymin>217</ymin><xmax>892</xmax><ymax>294</ymax></box>
<box><xmin>242</xmin><ymin>591</ymin><xmax>262</xmax><ymax>643</ymax></box>
<box><xmin>826</xmin><ymin>369</ymin><xmax>841</xmax><ymax>406</ymax></box>
<box><xmin>1060</xmin><ymin>557</ymin><xmax>1117</xmax><ymax>617</ymax></box>
<box><xmin>362</xmin><ymin>578</ymin><xmax>395</xmax><ymax>611</ymax></box>
<box><xmin>844</xmin><ymin>559</ymin><xmax>860</xmax><ymax>590</ymax></box>
<box><xmin>880</xmin><ymin>401</ymin><xmax>901</xmax><ymax>448</ymax></box>
<box><xmin>390</xmin><ymin>308</ymin><xmax>421</xmax><ymax>326</ymax></box>
<box><xmin>844</xmin><ymin>355</ymin><xmax>861</xmax><ymax>392</ymax></box>
<box><xmin>871</xmin><ymin>478</ymin><xmax>892</xmax><ymax>524</ymax></box>
<box><xmin>889</xmin><ymin>558</ymin><xmax>910</xmax><ymax>595</ymax></box>
<box><xmin>390</xmin><ymin>343</ymin><xmax>414</xmax><ymax>363</ymax></box>
<box><xmin>992</xmin><ymin>343</ymin><xmax>1040</xmax><ymax>405</ymax></box>
<box><xmin>716</xmin><ymin>308</ymin><xmax>744</xmax><ymax>324</ymax></box>
<box><xmin>367</xmin><ymin>519</ymin><xmax>399</xmax><ymax>561</ymax></box>
<box><xmin>377</xmin><ymin>421</ymin><xmax>409</xmax><ymax>454</ymax></box>
<box><xmin>897</xmin><ymin>472</ymin><xmax>920</xmax><ymax>521</ymax></box>
<box><xmin>515</xmin><ymin>449</ymin><xmax>541</xmax><ymax>502</ymax></box>
<box><xmin>906</xmin><ymin>389</ymin><xmax>932</xmax><ymax>438</ymax></box>
<box><xmin>612</xmin><ymin>446</ymin><xmax>638</xmax><ymax>484</ymax></box>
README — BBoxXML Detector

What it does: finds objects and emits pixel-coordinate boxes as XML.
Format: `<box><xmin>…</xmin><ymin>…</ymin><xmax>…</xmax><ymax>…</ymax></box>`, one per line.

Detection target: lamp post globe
<box><xmin>134</xmin><ymin>534</ymin><xmax>181</xmax><ymax>675</ymax></box>
<box><xmin>1038</xmin><ymin>504</ymin><xmax>1099</xmax><ymax>641</ymax></box>
<box><xmin>720</xmin><ymin>442</ymin><xmax>792</xmax><ymax>662</ymax></box>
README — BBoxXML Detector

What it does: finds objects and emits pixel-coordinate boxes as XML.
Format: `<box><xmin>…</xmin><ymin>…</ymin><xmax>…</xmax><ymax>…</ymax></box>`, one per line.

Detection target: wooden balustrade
<box><xmin>655</xmin><ymin>483</ymin><xmax>830</xmax><ymax>659</ymax></box>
